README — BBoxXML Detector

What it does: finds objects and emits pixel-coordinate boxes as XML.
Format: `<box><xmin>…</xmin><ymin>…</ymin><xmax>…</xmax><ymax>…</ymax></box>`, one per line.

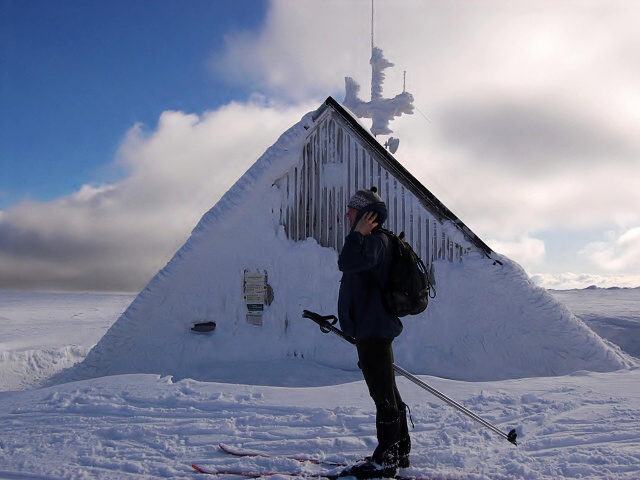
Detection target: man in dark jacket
<box><xmin>337</xmin><ymin>187</ymin><xmax>411</xmax><ymax>479</ymax></box>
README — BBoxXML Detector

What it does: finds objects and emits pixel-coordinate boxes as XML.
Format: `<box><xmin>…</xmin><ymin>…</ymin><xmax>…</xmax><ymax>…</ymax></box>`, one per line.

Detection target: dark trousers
<box><xmin>355</xmin><ymin>338</ymin><xmax>410</xmax><ymax>466</ymax></box>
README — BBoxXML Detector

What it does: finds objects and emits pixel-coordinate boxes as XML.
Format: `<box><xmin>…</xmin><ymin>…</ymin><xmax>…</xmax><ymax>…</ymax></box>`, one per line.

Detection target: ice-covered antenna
<box><xmin>343</xmin><ymin>0</ymin><xmax>415</xmax><ymax>138</ymax></box>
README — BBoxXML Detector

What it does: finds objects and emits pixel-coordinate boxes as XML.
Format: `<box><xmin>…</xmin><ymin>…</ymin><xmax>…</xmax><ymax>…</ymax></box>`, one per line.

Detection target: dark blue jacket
<box><xmin>337</xmin><ymin>203</ymin><xmax>403</xmax><ymax>339</ymax></box>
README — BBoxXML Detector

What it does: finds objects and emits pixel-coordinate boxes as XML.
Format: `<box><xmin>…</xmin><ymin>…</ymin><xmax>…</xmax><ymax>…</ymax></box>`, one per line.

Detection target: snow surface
<box><xmin>1</xmin><ymin>289</ymin><xmax>640</xmax><ymax>479</ymax></box>
<box><xmin>550</xmin><ymin>288</ymin><xmax>640</xmax><ymax>359</ymax></box>
<box><xmin>0</xmin><ymin>291</ymin><xmax>133</xmax><ymax>392</ymax></box>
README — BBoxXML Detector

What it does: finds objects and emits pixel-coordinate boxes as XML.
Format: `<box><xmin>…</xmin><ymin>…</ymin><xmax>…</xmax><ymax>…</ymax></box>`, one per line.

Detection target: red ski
<box><xmin>192</xmin><ymin>464</ymin><xmax>340</xmax><ymax>478</ymax></box>
<box><xmin>219</xmin><ymin>442</ymin><xmax>346</xmax><ymax>466</ymax></box>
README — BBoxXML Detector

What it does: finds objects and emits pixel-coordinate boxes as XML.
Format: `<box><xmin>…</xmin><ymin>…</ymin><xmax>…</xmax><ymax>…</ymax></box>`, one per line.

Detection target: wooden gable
<box><xmin>275</xmin><ymin>97</ymin><xmax>494</xmax><ymax>267</ymax></box>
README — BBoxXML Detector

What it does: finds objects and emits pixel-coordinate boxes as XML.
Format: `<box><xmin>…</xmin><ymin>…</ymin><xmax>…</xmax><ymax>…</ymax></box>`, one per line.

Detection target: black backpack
<box><xmin>378</xmin><ymin>229</ymin><xmax>435</xmax><ymax>317</ymax></box>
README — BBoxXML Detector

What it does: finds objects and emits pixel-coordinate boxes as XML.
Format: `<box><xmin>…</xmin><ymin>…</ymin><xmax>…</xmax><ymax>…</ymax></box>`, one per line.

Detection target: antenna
<box><xmin>371</xmin><ymin>0</ymin><xmax>374</xmax><ymax>50</ymax></box>
<box><xmin>342</xmin><ymin>0</ymin><xmax>414</xmax><ymax>137</ymax></box>
<box><xmin>384</xmin><ymin>137</ymin><xmax>400</xmax><ymax>154</ymax></box>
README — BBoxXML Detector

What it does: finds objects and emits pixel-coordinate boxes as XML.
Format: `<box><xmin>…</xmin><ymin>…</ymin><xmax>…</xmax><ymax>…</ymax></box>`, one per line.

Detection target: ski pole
<box><xmin>302</xmin><ymin>310</ymin><xmax>518</xmax><ymax>446</ymax></box>
<box><xmin>390</xmin><ymin>363</ymin><xmax>518</xmax><ymax>445</ymax></box>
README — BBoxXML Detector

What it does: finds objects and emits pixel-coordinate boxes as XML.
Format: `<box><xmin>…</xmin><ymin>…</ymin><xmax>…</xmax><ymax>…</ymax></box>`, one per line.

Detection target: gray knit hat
<box><xmin>347</xmin><ymin>187</ymin><xmax>383</xmax><ymax>211</ymax></box>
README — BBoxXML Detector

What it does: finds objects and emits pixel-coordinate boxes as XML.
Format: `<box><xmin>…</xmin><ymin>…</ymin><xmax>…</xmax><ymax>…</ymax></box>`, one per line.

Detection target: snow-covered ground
<box><xmin>550</xmin><ymin>288</ymin><xmax>640</xmax><ymax>359</ymax></box>
<box><xmin>1</xmin><ymin>289</ymin><xmax>639</xmax><ymax>479</ymax></box>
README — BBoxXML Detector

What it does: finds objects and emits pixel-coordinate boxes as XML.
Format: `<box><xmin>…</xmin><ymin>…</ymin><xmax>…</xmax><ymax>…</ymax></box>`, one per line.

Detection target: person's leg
<box><xmin>375</xmin><ymin>343</ymin><xmax>411</xmax><ymax>468</ymax></box>
<box><xmin>355</xmin><ymin>338</ymin><xmax>401</xmax><ymax>467</ymax></box>
<box><xmin>387</xmin><ymin>340</ymin><xmax>411</xmax><ymax>468</ymax></box>
<box><xmin>395</xmin><ymin>387</ymin><xmax>411</xmax><ymax>468</ymax></box>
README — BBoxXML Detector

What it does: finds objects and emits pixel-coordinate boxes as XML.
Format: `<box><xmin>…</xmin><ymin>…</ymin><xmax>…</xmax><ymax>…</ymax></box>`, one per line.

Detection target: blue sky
<box><xmin>0</xmin><ymin>0</ymin><xmax>266</xmax><ymax>206</ymax></box>
<box><xmin>1</xmin><ymin>0</ymin><xmax>639</xmax><ymax>291</ymax></box>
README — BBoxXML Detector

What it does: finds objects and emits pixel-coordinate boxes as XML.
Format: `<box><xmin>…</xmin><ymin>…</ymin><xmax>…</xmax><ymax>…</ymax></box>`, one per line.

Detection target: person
<box><xmin>337</xmin><ymin>187</ymin><xmax>411</xmax><ymax>479</ymax></box>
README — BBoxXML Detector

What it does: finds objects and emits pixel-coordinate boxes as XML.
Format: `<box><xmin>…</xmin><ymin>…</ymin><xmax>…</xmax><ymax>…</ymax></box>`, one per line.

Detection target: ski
<box><xmin>192</xmin><ymin>464</ymin><xmax>339</xmax><ymax>478</ymax></box>
<box><xmin>192</xmin><ymin>463</ymin><xmax>441</xmax><ymax>479</ymax></box>
<box><xmin>200</xmin><ymin>443</ymin><xmax>458</xmax><ymax>479</ymax></box>
<box><xmin>219</xmin><ymin>443</ymin><xmax>346</xmax><ymax>466</ymax></box>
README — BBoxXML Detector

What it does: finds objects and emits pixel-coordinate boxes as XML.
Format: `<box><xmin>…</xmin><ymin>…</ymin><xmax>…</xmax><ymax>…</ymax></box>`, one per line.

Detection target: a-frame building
<box><xmin>67</xmin><ymin>97</ymin><xmax>632</xmax><ymax>385</ymax></box>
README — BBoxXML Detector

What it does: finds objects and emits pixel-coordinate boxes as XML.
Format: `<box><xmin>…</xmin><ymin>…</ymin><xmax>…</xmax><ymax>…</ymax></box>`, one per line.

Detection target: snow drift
<box><xmin>64</xmin><ymin>107</ymin><xmax>635</xmax><ymax>385</ymax></box>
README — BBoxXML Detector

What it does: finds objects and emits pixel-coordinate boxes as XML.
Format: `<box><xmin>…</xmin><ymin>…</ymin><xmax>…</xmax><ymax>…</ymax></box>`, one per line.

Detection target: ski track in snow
<box><xmin>1</xmin><ymin>291</ymin><xmax>640</xmax><ymax>479</ymax></box>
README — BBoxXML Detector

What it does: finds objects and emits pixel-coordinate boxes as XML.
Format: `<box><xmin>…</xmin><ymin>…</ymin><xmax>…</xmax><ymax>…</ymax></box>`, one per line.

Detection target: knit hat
<box><xmin>347</xmin><ymin>187</ymin><xmax>383</xmax><ymax>211</ymax></box>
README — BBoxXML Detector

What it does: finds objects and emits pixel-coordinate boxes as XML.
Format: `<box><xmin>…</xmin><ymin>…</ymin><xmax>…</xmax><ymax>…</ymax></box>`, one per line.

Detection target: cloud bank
<box><xmin>0</xmin><ymin>100</ymin><xmax>308</xmax><ymax>291</ymax></box>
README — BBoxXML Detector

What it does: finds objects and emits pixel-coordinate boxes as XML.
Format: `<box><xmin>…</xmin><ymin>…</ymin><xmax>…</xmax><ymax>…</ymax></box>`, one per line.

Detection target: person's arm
<box><xmin>338</xmin><ymin>215</ymin><xmax>385</xmax><ymax>273</ymax></box>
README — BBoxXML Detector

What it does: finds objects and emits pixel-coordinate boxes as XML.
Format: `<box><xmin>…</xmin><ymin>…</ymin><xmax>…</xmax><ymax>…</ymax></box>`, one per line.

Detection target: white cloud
<box><xmin>580</xmin><ymin>227</ymin><xmax>640</xmax><ymax>273</ymax></box>
<box><xmin>531</xmin><ymin>272</ymin><xmax>640</xmax><ymax>290</ymax></box>
<box><xmin>210</xmin><ymin>0</ymin><xmax>640</xmax><ymax>251</ymax></box>
<box><xmin>0</xmin><ymin>100</ymin><xmax>309</xmax><ymax>291</ymax></box>
<box><xmin>487</xmin><ymin>236</ymin><xmax>546</xmax><ymax>268</ymax></box>
<box><xmin>210</xmin><ymin>1</ymin><xmax>371</xmax><ymax>101</ymax></box>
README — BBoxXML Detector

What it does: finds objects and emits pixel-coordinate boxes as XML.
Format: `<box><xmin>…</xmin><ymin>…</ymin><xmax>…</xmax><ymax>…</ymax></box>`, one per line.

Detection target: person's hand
<box><xmin>354</xmin><ymin>211</ymin><xmax>378</xmax><ymax>235</ymax></box>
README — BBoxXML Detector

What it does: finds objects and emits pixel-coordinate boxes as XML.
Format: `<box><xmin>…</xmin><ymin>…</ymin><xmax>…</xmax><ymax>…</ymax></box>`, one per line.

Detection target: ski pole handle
<box><xmin>302</xmin><ymin>310</ymin><xmax>356</xmax><ymax>344</ymax></box>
